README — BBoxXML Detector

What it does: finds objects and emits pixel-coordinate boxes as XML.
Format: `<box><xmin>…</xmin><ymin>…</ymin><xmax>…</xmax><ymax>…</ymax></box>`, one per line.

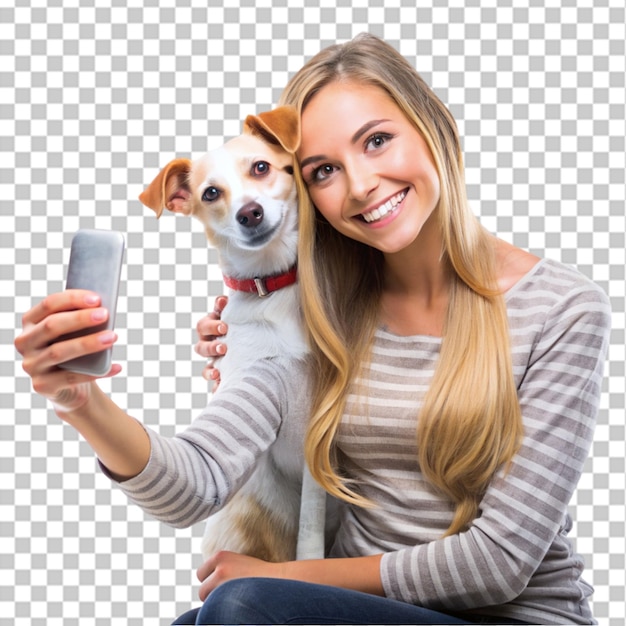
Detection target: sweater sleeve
<box><xmin>380</xmin><ymin>275</ymin><xmax>611</xmax><ymax>611</ymax></box>
<box><xmin>101</xmin><ymin>357</ymin><xmax>310</xmax><ymax>529</ymax></box>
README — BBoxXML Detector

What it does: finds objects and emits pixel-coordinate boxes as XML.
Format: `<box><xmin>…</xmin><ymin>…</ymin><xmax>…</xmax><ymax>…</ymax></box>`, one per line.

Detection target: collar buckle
<box><xmin>253</xmin><ymin>277</ymin><xmax>270</xmax><ymax>298</ymax></box>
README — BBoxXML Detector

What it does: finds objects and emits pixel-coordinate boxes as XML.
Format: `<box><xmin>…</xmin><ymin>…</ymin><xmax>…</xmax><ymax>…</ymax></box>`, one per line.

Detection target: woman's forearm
<box><xmin>61</xmin><ymin>383</ymin><xmax>151</xmax><ymax>481</ymax></box>
<box><xmin>282</xmin><ymin>554</ymin><xmax>385</xmax><ymax>596</ymax></box>
<box><xmin>198</xmin><ymin>551</ymin><xmax>385</xmax><ymax>602</ymax></box>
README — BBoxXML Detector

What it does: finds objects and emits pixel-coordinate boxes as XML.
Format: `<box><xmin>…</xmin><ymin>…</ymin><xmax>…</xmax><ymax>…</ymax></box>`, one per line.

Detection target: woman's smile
<box><xmin>359</xmin><ymin>188</ymin><xmax>408</xmax><ymax>225</ymax></box>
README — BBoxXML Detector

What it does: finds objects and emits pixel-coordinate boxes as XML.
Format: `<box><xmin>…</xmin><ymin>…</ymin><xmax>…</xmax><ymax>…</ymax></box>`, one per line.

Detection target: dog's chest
<box><xmin>217</xmin><ymin>287</ymin><xmax>307</xmax><ymax>379</ymax></box>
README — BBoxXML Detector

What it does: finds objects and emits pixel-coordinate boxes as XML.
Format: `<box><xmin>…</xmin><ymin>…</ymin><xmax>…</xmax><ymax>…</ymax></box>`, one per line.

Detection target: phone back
<box><xmin>58</xmin><ymin>229</ymin><xmax>125</xmax><ymax>376</ymax></box>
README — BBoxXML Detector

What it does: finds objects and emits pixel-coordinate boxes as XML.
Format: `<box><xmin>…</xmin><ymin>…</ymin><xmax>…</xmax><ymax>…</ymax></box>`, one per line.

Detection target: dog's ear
<box><xmin>139</xmin><ymin>158</ymin><xmax>193</xmax><ymax>218</ymax></box>
<box><xmin>244</xmin><ymin>106</ymin><xmax>299</xmax><ymax>154</ymax></box>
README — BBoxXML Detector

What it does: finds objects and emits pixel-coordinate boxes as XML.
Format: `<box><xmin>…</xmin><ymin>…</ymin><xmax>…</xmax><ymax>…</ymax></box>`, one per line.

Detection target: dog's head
<box><xmin>139</xmin><ymin>106</ymin><xmax>299</xmax><ymax>275</ymax></box>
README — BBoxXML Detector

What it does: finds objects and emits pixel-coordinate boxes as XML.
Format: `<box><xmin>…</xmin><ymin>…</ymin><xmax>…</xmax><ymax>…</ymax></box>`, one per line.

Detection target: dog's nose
<box><xmin>236</xmin><ymin>202</ymin><xmax>264</xmax><ymax>227</ymax></box>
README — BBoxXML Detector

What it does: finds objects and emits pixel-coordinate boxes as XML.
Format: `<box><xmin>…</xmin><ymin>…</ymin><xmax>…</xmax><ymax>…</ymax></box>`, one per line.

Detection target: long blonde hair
<box><xmin>280</xmin><ymin>33</ymin><xmax>522</xmax><ymax>536</ymax></box>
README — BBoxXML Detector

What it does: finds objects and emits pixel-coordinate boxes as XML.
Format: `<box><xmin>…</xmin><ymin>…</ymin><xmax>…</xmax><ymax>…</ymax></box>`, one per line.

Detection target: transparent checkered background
<box><xmin>1</xmin><ymin>0</ymin><xmax>625</xmax><ymax>624</ymax></box>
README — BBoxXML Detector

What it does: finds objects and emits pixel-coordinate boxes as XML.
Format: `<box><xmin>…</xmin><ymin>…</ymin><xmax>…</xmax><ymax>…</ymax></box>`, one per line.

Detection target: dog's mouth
<box><xmin>237</xmin><ymin>221</ymin><xmax>282</xmax><ymax>249</ymax></box>
<box><xmin>239</xmin><ymin>221</ymin><xmax>281</xmax><ymax>248</ymax></box>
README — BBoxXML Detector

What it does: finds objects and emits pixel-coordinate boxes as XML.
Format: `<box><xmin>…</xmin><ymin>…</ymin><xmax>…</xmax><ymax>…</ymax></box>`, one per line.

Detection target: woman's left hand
<box><xmin>197</xmin><ymin>551</ymin><xmax>286</xmax><ymax>601</ymax></box>
<box><xmin>195</xmin><ymin>295</ymin><xmax>228</xmax><ymax>389</ymax></box>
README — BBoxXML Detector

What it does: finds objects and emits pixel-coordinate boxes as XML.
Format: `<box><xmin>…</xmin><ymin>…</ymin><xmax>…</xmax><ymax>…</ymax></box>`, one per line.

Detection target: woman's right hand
<box><xmin>15</xmin><ymin>289</ymin><xmax>121</xmax><ymax>415</ymax></box>
<box><xmin>195</xmin><ymin>295</ymin><xmax>228</xmax><ymax>388</ymax></box>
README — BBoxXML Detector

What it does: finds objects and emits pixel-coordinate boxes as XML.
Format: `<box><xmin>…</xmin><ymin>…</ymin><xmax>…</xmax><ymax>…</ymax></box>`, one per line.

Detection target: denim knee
<box><xmin>195</xmin><ymin>578</ymin><xmax>273</xmax><ymax>625</ymax></box>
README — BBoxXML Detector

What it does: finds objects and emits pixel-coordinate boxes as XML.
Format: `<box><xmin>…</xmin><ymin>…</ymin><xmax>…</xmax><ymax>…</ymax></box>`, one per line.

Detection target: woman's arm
<box><xmin>61</xmin><ymin>385</ymin><xmax>151</xmax><ymax>481</ymax></box>
<box><xmin>196</xmin><ymin>551</ymin><xmax>384</xmax><ymax>602</ymax></box>
<box><xmin>111</xmin><ymin>355</ymin><xmax>312</xmax><ymax>528</ymax></box>
<box><xmin>15</xmin><ymin>290</ymin><xmax>150</xmax><ymax>480</ymax></box>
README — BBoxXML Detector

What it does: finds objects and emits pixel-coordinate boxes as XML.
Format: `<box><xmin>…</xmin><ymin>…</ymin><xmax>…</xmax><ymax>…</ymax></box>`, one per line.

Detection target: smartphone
<box><xmin>57</xmin><ymin>229</ymin><xmax>125</xmax><ymax>376</ymax></box>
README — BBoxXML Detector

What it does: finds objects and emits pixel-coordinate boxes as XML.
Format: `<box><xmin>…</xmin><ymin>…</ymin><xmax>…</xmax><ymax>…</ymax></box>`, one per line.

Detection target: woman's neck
<box><xmin>380</xmin><ymin>217</ymin><xmax>452</xmax><ymax>337</ymax></box>
<box><xmin>381</xmin><ymin>211</ymin><xmax>450</xmax><ymax>302</ymax></box>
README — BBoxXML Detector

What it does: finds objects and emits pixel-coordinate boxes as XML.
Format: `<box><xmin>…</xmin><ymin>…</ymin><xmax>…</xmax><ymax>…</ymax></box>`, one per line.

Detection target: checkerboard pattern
<box><xmin>1</xmin><ymin>1</ymin><xmax>624</xmax><ymax>624</ymax></box>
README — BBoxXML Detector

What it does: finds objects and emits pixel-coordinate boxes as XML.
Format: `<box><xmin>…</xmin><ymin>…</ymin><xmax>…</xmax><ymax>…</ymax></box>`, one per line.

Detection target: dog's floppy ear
<box><xmin>244</xmin><ymin>106</ymin><xmax>299</xmax><ymax>154</ymax></box>
<box><xmin>139</xmin><ymin>158</ymin><xmax>193</xmax><ymax>218</ymax></box>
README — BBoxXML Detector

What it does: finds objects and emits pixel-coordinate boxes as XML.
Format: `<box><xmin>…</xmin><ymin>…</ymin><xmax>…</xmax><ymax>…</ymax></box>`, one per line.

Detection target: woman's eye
<box><xmin>252</xmin><ymin>161</ymin><xmax>270</xmax><ymax>177</ymax></box>
<box><xmin>202</xmin><ymin>186</ymin><xmax>221</xmax><ymax>202</ymax></box>
<box><xmin>311</xmin><ymin>164</ymin><xmax>335</xmax><ymax>182</ymax></box>
<box><xmin>365</xmin><ymin>132</ymin><xmax>393</xmax><ymax>151</ymax></box>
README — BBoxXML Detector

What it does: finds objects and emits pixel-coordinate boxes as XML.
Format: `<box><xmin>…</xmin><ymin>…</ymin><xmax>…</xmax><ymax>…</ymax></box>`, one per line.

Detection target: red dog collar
<box><xmin>223</xmin><ymin>266</ymin><xmax>297</xmax><ymax>297</ymax></box>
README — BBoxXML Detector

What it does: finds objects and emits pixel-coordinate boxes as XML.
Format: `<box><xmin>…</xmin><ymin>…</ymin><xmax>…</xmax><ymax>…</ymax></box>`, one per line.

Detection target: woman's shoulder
<box><xmin>497</xmin><ymin>239</ymin><xmax>608</xmax><ymax>305</ymax></box>
<box><xmin>495</xmin><ymin>238</ymin><xmax>542</xmax><ymax>294</ymax></box>
<box><xmin>496</xmin><ymin>240</ymin><xmax>611</xmax><ymax>343</ymax></box>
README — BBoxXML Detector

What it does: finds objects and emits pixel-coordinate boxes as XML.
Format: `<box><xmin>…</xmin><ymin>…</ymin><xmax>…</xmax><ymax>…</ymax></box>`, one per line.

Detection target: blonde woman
<box><xmin>190</xmin><ymin>35</ymin><xmax>610</xmax><ymax>624</ymax></box>
<box><xmin>16</xmin><ymin>35</ymin><xmax>610</xmax><ymax>625</ymax></box>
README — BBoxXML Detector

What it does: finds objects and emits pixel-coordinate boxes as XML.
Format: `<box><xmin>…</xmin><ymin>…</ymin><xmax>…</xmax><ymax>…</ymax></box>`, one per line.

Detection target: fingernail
<box><xmin>85</xmin><ymin>294</ymin><xmax>99</xmax><ymax>305</ymax></box>
<box><xmin>92</xmin><ymin>308</ymin><xmax>107</xmax><ymax>322</ymax></box>
<box><xmin>216</xmin><ymin>343</ymin><xmax>226</xmax><ymax>355</ymax></box>
<box><xmin>99</xmin><ymin>332</ymin><xmax>117</xmax><ymax>344</ymax></box>
<box><xmin>217</xmin><ymin>324</ymin><xmax>226</xmax><ymax>334</ymax></box>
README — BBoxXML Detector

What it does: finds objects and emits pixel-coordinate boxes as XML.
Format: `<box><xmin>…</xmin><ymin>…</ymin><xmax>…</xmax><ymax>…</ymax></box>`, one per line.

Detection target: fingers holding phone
<box><xmin>15</xmin><ymin>230</ymin><xmax>125</xmax><ymax>413</ymax></box>
<box><xmin>16</xmin><ymin>289</ymin><xmax>120</xmax><ymax>412</ymax></box>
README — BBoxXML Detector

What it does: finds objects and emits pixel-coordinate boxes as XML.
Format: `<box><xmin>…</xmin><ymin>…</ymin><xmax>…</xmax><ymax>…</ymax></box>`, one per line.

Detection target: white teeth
<box><xmin>361</xmin><ymin>190</ymin><xmax>407</xmax><ymax>223</ymax></box>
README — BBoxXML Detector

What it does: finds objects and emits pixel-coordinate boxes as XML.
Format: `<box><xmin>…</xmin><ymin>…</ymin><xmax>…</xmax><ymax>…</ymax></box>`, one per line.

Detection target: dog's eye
<box><xmin>251</xmin><ymin>161</ymin><xmax>270</xmax><ymax>177</ymax></box>
<box><xmin>202</xmin><ymin>186</ymin><xmax>221</xmax><ymax>202</ymax></box>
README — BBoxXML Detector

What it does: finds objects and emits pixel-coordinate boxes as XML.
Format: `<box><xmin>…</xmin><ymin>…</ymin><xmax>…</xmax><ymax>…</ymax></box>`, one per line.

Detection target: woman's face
<box><xmin>298</xmin><ymin>81</ymin><xmax>441</xmax><ymax>255</ymax></box>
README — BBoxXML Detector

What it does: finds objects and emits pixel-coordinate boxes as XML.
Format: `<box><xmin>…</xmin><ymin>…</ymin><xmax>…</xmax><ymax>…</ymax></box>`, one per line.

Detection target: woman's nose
<box><xmin>346</xmin><ymin>162</ymin><xmax>379</xmax><ymax>202</ymax></box>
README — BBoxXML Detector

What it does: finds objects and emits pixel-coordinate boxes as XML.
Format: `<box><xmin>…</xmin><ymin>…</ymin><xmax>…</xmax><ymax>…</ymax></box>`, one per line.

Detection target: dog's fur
<box><xmin>139</xmin><ymin>107</ymin><xmax>325</xmax><ymax>562</ymax></box>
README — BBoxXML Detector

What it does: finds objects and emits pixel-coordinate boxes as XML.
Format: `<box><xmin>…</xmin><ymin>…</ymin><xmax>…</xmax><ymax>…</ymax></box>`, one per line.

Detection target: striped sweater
<box><xmin>112</xmin><ymin>257</ymin><xmax>611</xmax><ymax>625</ymax></box>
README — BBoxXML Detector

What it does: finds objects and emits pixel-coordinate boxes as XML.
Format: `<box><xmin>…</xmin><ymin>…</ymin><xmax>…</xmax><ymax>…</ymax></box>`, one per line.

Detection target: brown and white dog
<box><xmin>139</xmin><ymin>107</ymin><xmax>326</xmax><ymax>563</ymax></box>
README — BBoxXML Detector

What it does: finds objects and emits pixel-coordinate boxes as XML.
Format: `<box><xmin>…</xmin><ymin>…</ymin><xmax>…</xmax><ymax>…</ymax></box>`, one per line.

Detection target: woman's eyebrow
<box><xmin>300</xmin><ymin>154</ymin><xmax>326</xmax><ymax>169</ymax></box>
<box><xmin>351</xmin><ymin>119</ymin><xmax>390</xmax><ymax>144</ymax></box>
<box><xmin>300</xmin><ymin>119</ymin><xmax>392</xmax><ymax>170</ymax></box>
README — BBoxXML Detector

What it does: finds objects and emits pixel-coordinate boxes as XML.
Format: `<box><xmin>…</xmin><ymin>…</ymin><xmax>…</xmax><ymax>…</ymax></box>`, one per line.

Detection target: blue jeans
<box><xmin>172</xmin><ymin>578</ymin><xmax>530</xmax><ymax>625</ymax></box>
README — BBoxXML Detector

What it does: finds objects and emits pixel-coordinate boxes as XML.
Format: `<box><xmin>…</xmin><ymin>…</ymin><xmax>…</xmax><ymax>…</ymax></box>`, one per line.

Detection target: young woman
<box><xmin>16</xmin><ymin>34</ymin><xmax>610</xmax><ymax>625</ymax></box>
